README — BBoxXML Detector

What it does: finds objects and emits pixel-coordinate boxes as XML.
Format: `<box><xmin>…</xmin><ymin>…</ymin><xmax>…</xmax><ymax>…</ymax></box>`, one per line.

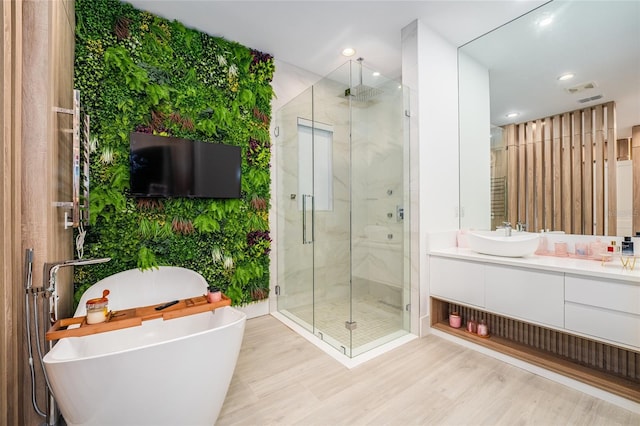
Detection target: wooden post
<box><xmin>606</xmin><ymin>102</ymin><xmax>617</xmax><ymax>236</ymax></box>
<box><xmin>562</xmin><ymin>113</ymin><xmax>572</xmax><ymax>233</ymax></box>
<box><xmin>506</xmin><ymin>124</ymin><xmax>518</xmax><ymax>226</ymax></box>
<box><xmin>583</xmin><ymin>109</ymin><xmax>594</xmax><ymax>235</ymax></box>
<box><xmin>518</xmin><ymin>124</ymin><xmax>526</xmax><ymax>227</ymax></box>
<box><xmin>632</xmin><ymin>125</ymin><xmax>640</xmax><ymax>234</ymax></box>
<box><xmin>572</xmin><ymin>112</ymin><xmax>583</xmax><ymax>234</ymax></box>
<box><xmin>594</xmin><ymin>105</ymin><xmax>605</xmax><ymax>235</ymax></box>
<box><xmin>552</xmin><ymin>115</ymin><xmax>562</xmax><ymax>232</ymax></box>
<box><xmin>543</xmin><ymin>117</ymin><xmax>553</xmax><ymax>231</ymax></box>
<box><xmin>535</xmin><ymin>119</ymin><xmax>544</xmax><ymax>233</ymax></box>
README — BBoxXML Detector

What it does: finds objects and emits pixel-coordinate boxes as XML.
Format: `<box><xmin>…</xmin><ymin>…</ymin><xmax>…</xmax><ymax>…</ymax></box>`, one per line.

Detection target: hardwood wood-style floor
<box><xmin>217</xmin><ymin>315</ymin><xmax>640</xmax><ymax>426</ymax></box>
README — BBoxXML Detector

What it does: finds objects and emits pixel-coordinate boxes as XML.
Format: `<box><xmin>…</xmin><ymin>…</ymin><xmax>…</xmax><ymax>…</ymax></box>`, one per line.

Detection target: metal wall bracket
<box><xmin>345</xmin><ymin>320</ymin><xmax>357</xmax><ymax>331</ymax></box>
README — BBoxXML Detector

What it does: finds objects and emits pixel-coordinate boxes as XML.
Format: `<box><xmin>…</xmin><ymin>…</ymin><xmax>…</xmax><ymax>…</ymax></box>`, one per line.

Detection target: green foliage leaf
<box><xmin>137</xmin><ymin>246</ymin><xmax>159</xmax><ymax>270</ymax></box>
<box><xmin>74</xmin><ymin>0</ymin><xmax>275</xmax><ymax>305</ymax></box>
<box><xmin>193</xmin><ymin>214</ymin><xmax>220</xmax><ymax>233</ymax></box>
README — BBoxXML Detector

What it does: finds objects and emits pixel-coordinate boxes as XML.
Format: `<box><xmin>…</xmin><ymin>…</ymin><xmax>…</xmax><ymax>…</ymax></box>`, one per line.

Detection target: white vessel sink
<box><xmin>466</xmin><ymin>230</ymin><xmax>540</xmax><ymax>257</ymax></box>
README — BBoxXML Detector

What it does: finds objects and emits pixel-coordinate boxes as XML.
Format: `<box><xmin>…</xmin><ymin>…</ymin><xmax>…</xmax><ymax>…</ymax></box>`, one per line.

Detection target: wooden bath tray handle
<box><xmin>46</xmin><ymin>294</ymin><xmax>230</xmax><ymax>341</ymax></box>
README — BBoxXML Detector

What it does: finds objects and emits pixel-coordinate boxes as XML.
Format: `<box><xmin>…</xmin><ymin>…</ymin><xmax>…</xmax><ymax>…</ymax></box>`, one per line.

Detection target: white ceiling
<box><xmin>125</xmin><ymin>0</ymin><xmax>548</xmax><ymax>79</ymax></box>
<box><xmin>125</xmin><ymin>0</ymin><xmax>639</xmax><ymax>137</ymax></box>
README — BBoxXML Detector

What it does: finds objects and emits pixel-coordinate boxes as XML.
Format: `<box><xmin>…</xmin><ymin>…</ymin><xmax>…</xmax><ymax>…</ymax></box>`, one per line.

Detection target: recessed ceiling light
<box><xmin>342</xmin><ymin>48</ymin><xmax>356</xmax><ymax>57</ymax></box>
<box><xmin>506</xmin><ymin>112</ymin><xmax>519</xmax><ymax>118</ymax></box>
<box><xmin>372</xmin><ymin>71</ymin><xmax>380</xmax><ymax>77</ymax></box>
<box><xmin>558</xmin><ymin>73</ymin><xmax>575</xmax><ymax>81</ymax></box>
<box><xmin>538</xmin><ymin>14</ymin><xmax>553</xmax><ymax>27</ymax></box>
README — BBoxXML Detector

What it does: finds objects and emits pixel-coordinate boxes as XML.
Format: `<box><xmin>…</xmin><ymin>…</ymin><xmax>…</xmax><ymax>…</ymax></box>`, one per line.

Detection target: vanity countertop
<box><xmin>429</xmin><ymin>247</ymin><xmax>640</xmax><ymax>284</ymax></box>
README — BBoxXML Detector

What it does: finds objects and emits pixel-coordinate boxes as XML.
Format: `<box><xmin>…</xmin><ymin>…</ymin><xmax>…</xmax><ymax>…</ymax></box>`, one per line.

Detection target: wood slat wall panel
<box><xmin>572</xmin><ymin>112</ymin><xmax>583</xmax><ymax>234</ymax></box>
<box><xmin>543</xmin><ymin>118</ymin><xmax>553</xmax><ymax>230</ymax></box>
<box><xmin>595</xmin><ymin>105</ymin><xmax>606</xmax><ymax>235</ymax></box>
<box><xmin>526</xmin><ymin>122</ymin><xmax>535</xmax><ymax>228</ymax></box>
<box><xmin>518</xmin><ymin>124</ymin><xmax>526</xmax><ymax>226</ymax></box>
<box><xmin>535</xmin><ymin>119</ymin><xmax>544</xmax><ymax>232</ymax></box>
<box><xmin>552</xmin><ymin>116</ymin><xmax>562</xmax><ymax>231</ymax></box>
<box><xmin>562</xmin><ymin>113</ymin><xmax>572</xmax><ymax>233</ymax></box>
<box><xmin>503</xmin><ymin>103</ymin><xmax>616</xmax><ymax>236</ymax></box>
<box><xmin>606</xmin><ymin>103</ymin><xmax>617</xmax><ymax>235</ymax></box>
<box><xmin>506</xmin><ymin>124</ymin><xmax>518</xmax><ymax>226</ymax></box>
<box><xmin>584</xmin><ymin>110</ymin><xmax>594</xmax><ymax>235</ymax></box>
<box><xmin>633</xmin><ymin>125</ymin><xmax>640</xmax><ymax>233</ymax></box>
<box><xmin>444</xmin><ymin>302</ymin><xmax>640</xmax><ymax>382</ymax></box>
<box><xmin>1</xmin><ymin>1</ymin><xmax>23</xmax><ymax>424</ymax></box>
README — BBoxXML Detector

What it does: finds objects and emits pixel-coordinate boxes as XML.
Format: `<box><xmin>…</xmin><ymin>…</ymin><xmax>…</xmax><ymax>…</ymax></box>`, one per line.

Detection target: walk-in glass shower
<box><xmin>274</xmin><ymin>60</ymin><xmax>410</xmax><ymax>358</ymax></box>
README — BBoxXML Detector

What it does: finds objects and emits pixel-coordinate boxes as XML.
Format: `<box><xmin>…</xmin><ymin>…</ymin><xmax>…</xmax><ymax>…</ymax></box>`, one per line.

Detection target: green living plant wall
<box><xmin>73</xmin><ymin>0</ymin><xmax>274</xmax><ymax>306</ymax></box>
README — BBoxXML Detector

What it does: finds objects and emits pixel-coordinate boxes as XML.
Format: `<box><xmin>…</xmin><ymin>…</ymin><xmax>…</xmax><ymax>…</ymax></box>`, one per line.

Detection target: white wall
<box><xmin>402</xmin><ymin>20</ymin><xmax>460</xmax><ymax>335</ymax></box>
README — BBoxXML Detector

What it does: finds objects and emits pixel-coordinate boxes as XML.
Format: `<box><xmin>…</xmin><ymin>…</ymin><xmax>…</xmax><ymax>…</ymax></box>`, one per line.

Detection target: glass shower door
<box><xmin>275</xmin><ymin>87</ymin><xmax>314</xmax><ymax>332</ymax></box>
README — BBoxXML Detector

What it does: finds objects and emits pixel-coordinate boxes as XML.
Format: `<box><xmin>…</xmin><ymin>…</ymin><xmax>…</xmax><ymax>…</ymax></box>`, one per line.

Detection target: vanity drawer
<box><xmin>429</xmin><ymin>257</ymin><xmax>485</xmax><ymax>308</ymax></box>
<box><xmin>565</xmin><ymin>302</ymin><xmax>640</xmax><ymax>349</ymax></box>
<box><xmin>565</xmin><ymin>275</ymin><xmax>640</xmax><ymax>315</ymax></box>
<box><xmin>485</xmin><ymin>265</ymin><xmax>564</xmax><ymax>328</ymax></box>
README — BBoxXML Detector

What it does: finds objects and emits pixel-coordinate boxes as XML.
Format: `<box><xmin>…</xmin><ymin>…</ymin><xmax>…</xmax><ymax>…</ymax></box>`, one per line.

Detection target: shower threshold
<box><xmin>272</xmin><ymin>310</ymin><xmax>416</xmax><ymax>369</ymax></box>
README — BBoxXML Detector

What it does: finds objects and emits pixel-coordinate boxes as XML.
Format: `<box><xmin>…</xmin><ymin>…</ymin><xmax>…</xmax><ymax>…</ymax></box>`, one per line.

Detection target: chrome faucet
<box><xmin>44</xmin><ymin>257</ymin><xmax>111</xmax><ymax>292</ymax></box>
<box><xmin>43</xmin><ymin>258</ymin><xmax>111</xmax><ymax>324</ymax></box>
<box><xmin>516</xmin><ymin>221</ymin><xmax>527</xmax><ymax>232</ymax></box>
<box><xmin>502</xmin><ymin>221</ymin><xmax>512</xmax><ymax>237</ymax></box>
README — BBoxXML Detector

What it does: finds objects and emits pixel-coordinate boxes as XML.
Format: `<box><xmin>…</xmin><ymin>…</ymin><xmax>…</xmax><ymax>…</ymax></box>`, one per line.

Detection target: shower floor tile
<box><xmin>286</xmin><ymin>295</ymin><xmax>406</xmax><ymax>352</ymax></box>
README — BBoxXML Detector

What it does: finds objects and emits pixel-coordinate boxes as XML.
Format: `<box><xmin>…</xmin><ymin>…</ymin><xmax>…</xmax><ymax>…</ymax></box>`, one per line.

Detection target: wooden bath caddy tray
<box><xmin>46</xmin><ymin>295</ymin><xmax>230</xmax><ymax>341</ymax></box>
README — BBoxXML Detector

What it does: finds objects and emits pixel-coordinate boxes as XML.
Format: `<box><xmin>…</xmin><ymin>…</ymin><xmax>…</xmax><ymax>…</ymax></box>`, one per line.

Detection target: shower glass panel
<box><xmin>275</xmin><ymin>60</ymin><xmax>410</xmax><ymax>358</ymax></box>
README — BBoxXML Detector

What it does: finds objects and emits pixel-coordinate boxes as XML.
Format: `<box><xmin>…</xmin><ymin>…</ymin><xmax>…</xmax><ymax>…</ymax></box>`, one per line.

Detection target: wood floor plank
<box><xmin>217</xmin><ymin>316</ymin><xmax>640</xmax><ymax>425</ymax></box>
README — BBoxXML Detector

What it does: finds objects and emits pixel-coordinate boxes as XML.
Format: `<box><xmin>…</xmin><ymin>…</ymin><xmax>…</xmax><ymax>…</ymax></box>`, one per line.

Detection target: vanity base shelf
<box><xmin>431</xmin><ymin>298</ymin><xmax>640</xmax><ymax>404</ymax></box>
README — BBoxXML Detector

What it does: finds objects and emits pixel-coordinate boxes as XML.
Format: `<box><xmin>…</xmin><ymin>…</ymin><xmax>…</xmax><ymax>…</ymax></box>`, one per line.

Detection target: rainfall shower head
<box><xmin>344</xmin><ymin>58</ymin><xmax>383</xmax><ymax>102</ymax></box>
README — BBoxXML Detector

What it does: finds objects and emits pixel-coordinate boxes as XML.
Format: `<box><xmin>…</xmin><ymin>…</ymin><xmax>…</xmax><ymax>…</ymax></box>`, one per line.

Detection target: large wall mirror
<box><xmin>458</xmin><ymin>0</ymin><xmax>639</xmax><ymax>236</ymax></box>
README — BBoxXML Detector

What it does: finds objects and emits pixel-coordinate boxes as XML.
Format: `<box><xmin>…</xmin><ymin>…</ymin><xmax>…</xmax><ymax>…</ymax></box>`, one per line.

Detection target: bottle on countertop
<box><xmin>621</xmin><ymin>237</ymin><xmax>634</xmax><ymax>255</ymax></box>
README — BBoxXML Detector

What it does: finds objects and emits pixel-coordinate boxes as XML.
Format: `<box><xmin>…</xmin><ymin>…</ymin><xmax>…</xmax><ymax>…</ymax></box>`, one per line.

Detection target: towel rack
<box><xmin>53</xmin><ymin>89</ymin><xmax>90</xmax><ymax>229</ymax></box>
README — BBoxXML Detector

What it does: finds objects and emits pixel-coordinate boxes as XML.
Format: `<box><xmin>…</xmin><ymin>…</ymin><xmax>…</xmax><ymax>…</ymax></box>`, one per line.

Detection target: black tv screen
<box><xmin>129</xmin><ymin>132</ymin><xmax>241</xmax><ymax>199</ymax></box>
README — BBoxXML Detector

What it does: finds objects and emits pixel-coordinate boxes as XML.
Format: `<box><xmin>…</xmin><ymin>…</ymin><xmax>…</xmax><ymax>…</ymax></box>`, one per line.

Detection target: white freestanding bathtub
<box><xmin>43</xmin><ymin>266</ymin><xmax>246</xmax><ymax>426</ymax></box>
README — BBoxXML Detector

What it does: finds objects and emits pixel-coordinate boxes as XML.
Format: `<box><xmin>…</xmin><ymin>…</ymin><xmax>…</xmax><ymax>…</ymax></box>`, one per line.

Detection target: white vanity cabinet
<box><xmin>564</xmin><ymin>275</ymin><xmax>640</xmax><ymax>349</ymax></box>
<box><xmin>429</xmin><ymin>249</ymin><xmax>640</xmax><ymax>351</ymax></box>
<box><xmin>429</xmin><ymin>257</ymin><xmax>485</xmax><ymax>308</ymax></box>
<box><xmin>485</xmin><ymin>265</ymin><xmax>564</xmax><ymax>328</ymax></box>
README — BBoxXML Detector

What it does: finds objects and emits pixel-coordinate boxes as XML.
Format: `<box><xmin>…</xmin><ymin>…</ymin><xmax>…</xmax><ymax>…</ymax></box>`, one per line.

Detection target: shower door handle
<box><xmin>302</xmin><ymin>194</ymin><xmax>314</xmax><ymax>244</ymax></box>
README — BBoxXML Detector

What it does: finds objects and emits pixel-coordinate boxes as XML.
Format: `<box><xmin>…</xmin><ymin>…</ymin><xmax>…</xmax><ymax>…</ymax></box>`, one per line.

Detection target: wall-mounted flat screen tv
<box><xmin>129</xmin><ymin>132</ymin><xmax>242</xmax><ymax>199</ymax></box>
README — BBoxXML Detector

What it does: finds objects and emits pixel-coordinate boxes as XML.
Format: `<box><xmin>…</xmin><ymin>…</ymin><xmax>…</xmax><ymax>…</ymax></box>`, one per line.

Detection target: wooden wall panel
<box><xmin>19</xmin><ymin>1</ymin><xmax>75</xmax><ymax>424</ymax></box>
<box><xmin>583</xmin><ymin>110</ymin><xmax>593</xmax><ymax>235</ymax></box>
<box><xmin>572</xmin><ymin>112</ymin><xmax>583</xmax><ymax>234</ymax></box>
<box><xmin>606</xmin><ymin>103</ymin><xmax>617</xmax><ymax>235</ymax></box>
<box><xmin>506</xmin><ymin>124</ymin><xmax>518</xmax><ymax>226</ymax></box>
<box><xmin>518</xmin><ymin>124</ymin><xmax>526</xmax><ymax>226</ymax></box>
<box><xmin>1</xmin><ymin>1</ymin><xmax>23</xmax><ymax>424</ymax></box>
<box><xmin>633</xmin><ymin>125</ymin><xmax>640</xmax><ymax>233</ymax></box>
<box><xmin>534</xmin><ymin>119</ymin><xmax>543</xmax><ymax>233</ymax></box>
<box><xmin>552</xmin><ymin>116</ymin><xmax>562</xmax><ymax>231</ymax></box>
<box><xmin>543</xmin><ymin>118</ymin><xmax>553</xmax><ymax>230</ymax></box>
<box><xmin>562</xmin><ymin>113</ymin><xmax>572</xmax><ymax>233</ymax></box>
<box><xmin>594</xmin><ymin>105</ymin><xmax>605</xmax><ymax>235</ymax></box>
<box><xmin>526</xmin><ymin>122</ymin><xmax>535</xmax><ymax>228</ymax></box>
<box><xmin>502</xmin><ymin>103</ymin><xmax>616</xmax><ymax>236</ymax></box>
